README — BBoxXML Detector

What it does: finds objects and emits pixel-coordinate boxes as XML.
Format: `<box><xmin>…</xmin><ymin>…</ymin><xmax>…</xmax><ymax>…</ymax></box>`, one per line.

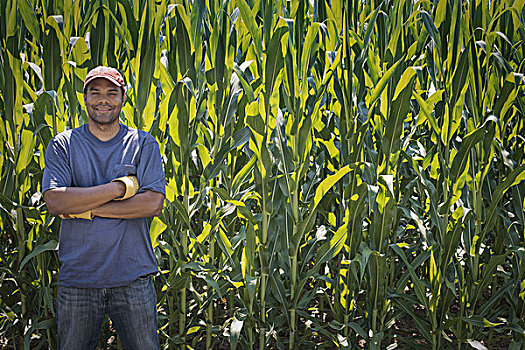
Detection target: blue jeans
<box><xmin>56</xmin><ymin>276</ymin><xmax>160</xmax><ymax>350</ymax></box>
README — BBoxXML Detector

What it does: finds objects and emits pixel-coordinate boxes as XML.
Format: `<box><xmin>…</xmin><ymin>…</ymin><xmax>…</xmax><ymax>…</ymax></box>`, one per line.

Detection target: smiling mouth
<box><xmin>94</xmin><ymin>106</ymin><xmax>113</xmax><ymax>112</ymax></box>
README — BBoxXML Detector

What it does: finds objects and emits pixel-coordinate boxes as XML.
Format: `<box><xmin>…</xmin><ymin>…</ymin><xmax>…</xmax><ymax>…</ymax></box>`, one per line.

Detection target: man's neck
<box><xmin>88</xmin><ymin>121</ymin><xmax>121</xmax><ymax>141</ymax></box>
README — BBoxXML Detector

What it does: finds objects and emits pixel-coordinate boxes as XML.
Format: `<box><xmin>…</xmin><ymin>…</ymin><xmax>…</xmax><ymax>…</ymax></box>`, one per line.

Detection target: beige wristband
<box><xmin>59</xmin><ymin>210</ymin><xmax>93</xmax><ymax>220</ymax></box>
<box><xmin>112</xmin><ymin>175</ymin><xmax>139</xmax><ymax>200</ymax></box>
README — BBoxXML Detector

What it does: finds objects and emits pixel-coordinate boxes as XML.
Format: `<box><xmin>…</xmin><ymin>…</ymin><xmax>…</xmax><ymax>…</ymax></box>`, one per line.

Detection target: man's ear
<box><xmin>121</xmin><ymin>94</ymin><xmax>126</xmax><ymax>106</ymax></box>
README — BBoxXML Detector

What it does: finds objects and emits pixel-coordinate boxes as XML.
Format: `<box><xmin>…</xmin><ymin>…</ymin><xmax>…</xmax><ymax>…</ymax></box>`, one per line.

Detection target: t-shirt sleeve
<box><xmin>42</xmin><ymin>137</ymin><xmax>72</xmax><ymax>193</ymax></box>
<box><xmin>137</xmin><ymin>136</ymin><xmax>166</xmax><ymax>196</ymax></box>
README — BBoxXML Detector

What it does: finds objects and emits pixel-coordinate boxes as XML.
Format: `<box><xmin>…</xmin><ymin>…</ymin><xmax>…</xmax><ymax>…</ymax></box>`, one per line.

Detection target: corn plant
<box><xmin>1</xmin><ymin>0</ymin><xmax>525</xmax><ymax>349</ymax></box>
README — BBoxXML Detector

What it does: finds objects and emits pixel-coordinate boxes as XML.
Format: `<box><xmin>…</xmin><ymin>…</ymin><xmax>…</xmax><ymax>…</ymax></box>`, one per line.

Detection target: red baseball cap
<box><xmin>83</xmin><ymin>66</ymin><xmax>126</xmax><ymax>91</ymax></box>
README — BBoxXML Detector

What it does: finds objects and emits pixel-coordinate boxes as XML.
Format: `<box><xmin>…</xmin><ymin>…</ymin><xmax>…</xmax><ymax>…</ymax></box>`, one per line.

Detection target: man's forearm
<box><xmin>92</xmin><ymin>190</ymin><xmax>164</xmax><ymax>219</ymax></box>
<box><xmin>44</xmin><ymin>182</ymin><xmax>125</xmax><ymax>215</ymax></box>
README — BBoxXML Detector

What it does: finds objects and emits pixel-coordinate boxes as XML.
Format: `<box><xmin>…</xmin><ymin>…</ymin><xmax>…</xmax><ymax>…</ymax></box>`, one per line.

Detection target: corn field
<box><xmin>1</xmin><ymin>0</ymin><xmax>525</xmax><ymax>349</ymax></box>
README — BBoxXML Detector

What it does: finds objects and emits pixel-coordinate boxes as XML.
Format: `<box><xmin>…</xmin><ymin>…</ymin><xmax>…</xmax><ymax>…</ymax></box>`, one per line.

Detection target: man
<box><xmin>42</xmin><ymin>66</ymin><xmax>165</xmax><ymax>349</ymax></box>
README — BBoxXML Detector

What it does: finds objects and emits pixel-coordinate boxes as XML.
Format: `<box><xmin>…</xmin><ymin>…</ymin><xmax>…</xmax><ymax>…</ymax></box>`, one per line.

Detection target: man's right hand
<box><xmin>112</xmin><ymin>176</ymin><xmax>139</xmax><ymax>200</ymax></box>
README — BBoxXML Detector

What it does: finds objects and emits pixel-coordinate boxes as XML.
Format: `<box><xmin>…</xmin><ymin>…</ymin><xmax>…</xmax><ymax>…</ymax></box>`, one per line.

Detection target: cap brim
<box><xmin>83</xmin><ymin>75</ymin><xmax>125</xmax><ymax>91</ymax></box>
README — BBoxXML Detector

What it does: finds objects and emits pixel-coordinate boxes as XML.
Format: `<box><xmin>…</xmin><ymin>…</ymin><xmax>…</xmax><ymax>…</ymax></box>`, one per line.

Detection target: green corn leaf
<box><xmin>159</xmin><ymin>62</ymin><xmax>175</xmax><ymax>96</ymax></box>
<box><xmin>391</xmin><ymin>244</ymin><xmax>430</xmax><ymax>311</ymax></box>
<box><xmin>369</xmin><ymin>183</ymin><xmax>396</xmax><ymax>253</ymax></box>
<box><xmin>478</xmin><ymin>279</ymin><xmax>515</xmax><ymax>317</ymax></box>
<box><xmin>442</xmin><ymin>218</ymin><xmax>464</xmax><ymax>269</ymax></box>
<box><xmin>19</xmin><ymin>240</ymin><xmax>58</xmax><ymax>270</ymax></box>
<box><xmin>33</xmin><ymin>318</ymin><xmax>55</xmax><ymax>330</ymax></box>
<box><xmin>245</xmin><ymin>221</ymin><xmax>255</xmax><ymax>268</ymax></box>
<box><xmin>429</xmin><ymin>248</ymin><xmax>440</xmax><ymax>295</ymax></box>
<box><xmin>217</xmin><ymin>227</ymin><xmax>234</xmax><ymax>262</ymax></box>
<box><xmin>348</xmin><ymin>184</ymin><xmax>368</xmax><ymax>258</ymax></box>
<box><xmin>89</xmin><ymin>9</ymin><xmax>107</xmax><ymax>67</ymax></box>
<box><xmin>368</xmin><ymin>251</ymin><xmax>387</xmax><ymax>313</ymax></box>
<box><xmin>179</xmin><ymin>76</ymin><xmax>197</xmax><ymax>100</ymax></box>
<box><xmin>230</xmin><ymin>316</ymin><xmax>244</xmax><ymax>350</ymax></box>
<box><xmin>481</xmin><ymin>165</ymin><xmax>525</xmax><ymax>240</ymax></box>
<box><xmin>166</xmin><ymin>90</ymin><xmax>180</xmax><ymax>146</ymax></box>
<box><xmin>282</xmin><ymin>44</ymin><xmax>297</xmax><ymax>114</ymax></box>
<box><xmin>300</xmin><ymin>22</ymin><xmax>320</xmax><ymax>85</ymax></box>
<box><xmin>15</xmin><ymin>129</ymin><xmax>36</xmax><ymax>176</ymax></box>
<box><xmin>233</xmin><ymin>61</ymin><xmax>255</xmax><ymax>102</ymax></box>
<box><xmin>170</xmin><ymin>197</ymin><xmax>191</xmax><ymax>230</ymax></box>
<box><xmin>42</xmin><ymin>23</ymin><xmax>62</xmax><ymax>92</ymax></box>
<box><xmin>296</xmin><ymin>115</ymin><xmax>312</xmax><ymax>162</ymax></box>
<box><xmin>306</xmin><ymin>223</ymin><xmax>347</xmax><ymax>278</ymax></box>
<box><xmin>270</xmin><ymin>274</ymin><xmax>289</xmax><ymax>322</ymax></box>
<box><xmin>141</xmin><ymin>84</ymin><xmax>157</xmax><ymax>133</ymax></box>
<box><xmin>395</xmin><ymin>249</ymin><xmax>431</xmax><ymax>293</ymax></box>
<box><xmin>17</xmin><ymin>0</ymin><xmax>40</xmax><ymax>42</ymax></box>
<box><xmin>181</xmin><ymin>262</ymin><xmax>211</xmax><ymax>273</ymax></box>
<box><xmin>313</xmin><ymin>165</ymin><xmax>352</xmax><ymax>210</ymax></box>
<box><xmin>292</xmin><ymin>209</ymin><xmax>318</xmax><ymax>254</ymax></box>
<box><xmin>420</xmin><ymin>11</ymin><xmax>441</xmax><ymax>56</ymax></box>
<box><xmin>328</xmin><ymin>320</ymin><xmax>368</xmax><ymax>340</ymax></box>
<box><xmin>175</xmin><ymin>6</ymin><xmax>195</xmax><ymax>83</ymax></box>
<box><xmin>449</xmin><ymin>117</ymin><xmax>497</xmax><ymax>183</ymax></box>
<box><xmin>236</xmin><ymin>0</ymin><xmax>262</xmax><ymax>62</ymax></box>
<box><xmin>223</xmin><ymin>89</ymin><xmax>242</xmax><ymax>131</ymax></box>
<box><xmin>69</xmin><ymin>36</ymin><xmax>90</xmax><ymax>69</ymax></box>
<box><xmin>204</xmin><ymin>127</ymin><xmax>251</xmax><ymax>181</ymax></box>
<box><xmin>493</xmin><ymin>73</ymin><xmax>521</xmax><ymax>118</ymax></box>
<box><xmin>264</xmin><ymin>26</ymin><xmax>287</xmax><ymax>105</ymax></box>
<box><xmin>5</xmin><ymin>0</ymin><xmax>17</xmax><ymax>37</ymax></box>
<box><xmin>471</xmin><ymin>254</ymin><xmax>507</xmax><ymax>308</ymax></box>
<box><xmin>369</xmin><ymin>57</ymin><xmax>404</xmax><ymax>107</ymax></box>
<box><xmin>176</xmin><ymin>97</ymin><xmax>191</xmax><ymax>164</ymax></box>
<box><xmin>32</xmin><ymin>92</ymin><xmax>55</xmax><ymax>142</ymax></box>
<box><xmin>232</xmin><ymin>155</ymin><xmax>256</xmax><ymax>195</ymax></box>
<box><xmin>246</xmin><ymin>106</ymin><xmax>266</xmax><ymax>137</ymax></box>
<box><xmin>274</xmin><ymin>120</ymin><xmax>294</xmax><ymax>194</ymax></box>
<box><xmin>259</xmin><ymin>142</ymin><xmax>273</xmax><ymax>181</ymax></box>
<box><xmin>450</xmin><ymin>47</ymin><xmax>470</xmax><ymax>108</ymax></box>
<box><xmin>381</xmin><ymin>67</ymin><xmax>417</xmax><ymax>169</ymax></box>
<box><xmin>149</xmin><ymin>216</ymin><xmax>167</xmax><ymax>249</ymax></box>
<box><xmin>360</xmin><ymin>5</ymin><xmax>381</xmax><ymax>61</ymax></box>
<box><xmin>390</xmin><ymin>295</ymin><xmax>432</xmax><ymax>342</ymax></box>
<box><xmin>213</xmin><ymin>12</ymin><xmax>228</xmax><ymax>104</ymax></box>
<box><xmin>446</xmin><ymin>0</ymin><xmax>462</xmax><ymax>76</ymax></box>
<box><xmin>197</xmin><ymin>273</ymin><xmax>223</xmax><ymax>298</ymax></box>
<box><xmin>442</xmin><ymin>81</ymin><xmax>468</xmax><ymax>146</ymax></box>
<box><xmin>413</xmin><ymin>90</ymin><xmax>440</xmax><ymax>136</ymax></box>
<box><xmin>136</xmin><ymin>29</ymin><xmax>156</xmax><ymax>120</ymax></box>
<box><xmin>225</xmin><ymin>199</ymin><xmax>254</xmax><ymax>222</ymax></box>
<box><xmin>190</xmin><ymin>0</ymin><xmax>205</xmax><ymax>49</ymax></box>
<box><xmin>244</xmin><ymin>274</ymin><xmax>258</xmax><ymax>311</ymax></box>
<box><xmin>461</xmin><ymin>316</ymin><xmax>503</xmax><ymax>329</ymax></box>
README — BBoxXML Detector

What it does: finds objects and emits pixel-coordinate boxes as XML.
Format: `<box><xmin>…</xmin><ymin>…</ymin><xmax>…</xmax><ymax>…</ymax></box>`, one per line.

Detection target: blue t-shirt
<box><xmin>42</xmin><ymin>124</ymin><xmax>166</xmax><ymax>288</ymax></box>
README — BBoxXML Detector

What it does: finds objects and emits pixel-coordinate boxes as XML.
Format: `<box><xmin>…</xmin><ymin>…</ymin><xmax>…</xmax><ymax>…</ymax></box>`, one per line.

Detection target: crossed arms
<box><xmin>44</xmin><ymin>182</ymin><xmax>164</xmax><ymax>219</ymax></box>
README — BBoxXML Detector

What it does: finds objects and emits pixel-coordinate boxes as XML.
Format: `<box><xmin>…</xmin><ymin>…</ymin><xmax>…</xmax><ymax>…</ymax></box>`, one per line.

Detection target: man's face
<box><xmin>84</xmin><ymin>78</ymin><xmax>125</xmax><ymax>126</ymax></box>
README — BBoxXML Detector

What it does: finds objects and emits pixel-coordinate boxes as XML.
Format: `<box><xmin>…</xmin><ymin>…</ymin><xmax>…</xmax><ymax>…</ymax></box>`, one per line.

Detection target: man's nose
<box><xmin>97</xmin><ymin>94</ymin><xmax>110</xmax><ymax>103</ymax></box>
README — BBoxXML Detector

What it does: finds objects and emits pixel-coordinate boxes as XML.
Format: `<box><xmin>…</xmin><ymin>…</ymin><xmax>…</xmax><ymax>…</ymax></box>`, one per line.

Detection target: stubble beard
<box><xmin>87</xmin><ymin>106</ymin><xmax>121</xmax><ymax>127</ymax></box>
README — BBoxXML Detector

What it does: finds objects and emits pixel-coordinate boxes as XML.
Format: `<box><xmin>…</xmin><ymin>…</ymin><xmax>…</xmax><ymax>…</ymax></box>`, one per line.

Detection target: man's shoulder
<box><xmin>54</xmin><ymin>124</ymin><xmax>87</xmax><ymax>140</ymax></box>
<box><xmin>53</xmin><ymin>128</ymin><xmax>73</xmax><ymax>141</ymax></box>
<box><xmin>50</xmin><ymin>125</ymin><xmax>85</xmax><ymax>145</ymax></box>
<box><xmin>123</xmin><ymin>125</ymin><xmax>157</xmax><ymax>145</ymax></box>
<box><xmin>46</xmin><ymin>126</ymin><xmax>88</xmax><ymax>159</ymax></box>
